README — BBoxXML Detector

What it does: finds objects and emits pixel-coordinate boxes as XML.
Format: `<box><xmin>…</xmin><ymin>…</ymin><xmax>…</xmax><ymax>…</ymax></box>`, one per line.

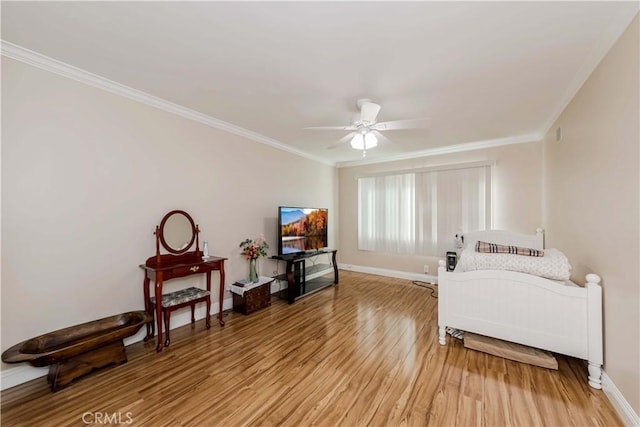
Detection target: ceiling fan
<box><xmin>305</xmin><ymin>98</ymin><xmax>430</xmax><ymax>157</ymax></box>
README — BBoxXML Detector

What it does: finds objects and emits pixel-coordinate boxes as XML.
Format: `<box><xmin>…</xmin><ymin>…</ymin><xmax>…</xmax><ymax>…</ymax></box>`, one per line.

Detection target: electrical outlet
<box><xmin>423</xmin><ymin>264</ymin><xmax>429</xmax><ymax>274</ymax></box>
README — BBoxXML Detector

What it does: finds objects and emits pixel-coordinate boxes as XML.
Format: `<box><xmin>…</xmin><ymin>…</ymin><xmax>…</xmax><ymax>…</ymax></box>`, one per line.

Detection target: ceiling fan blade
<box><xmin>372</xmin><ymin>118</ymin><xmax>431</xmax><ymax>131</ymax></box>
<box><xmin>360</xmin><ymin>102</ymin><xmax>381</xmax><ymax>123</ymax></box>
<box><xmin>305</xmin><ymin>125</ymin><xmax>358</xmax><ymax>131</ymax></box>
<box><xmin>304</xmin><ymin>125</ymin><xmax>357</xmax><ymax>130</ymax></box>
<box><xmin>372</xmin><ymin>130</ymin><xmax>392</xmax><ymax>145</ymax></box>
<box><xmin>326</xmin><ymin>132</ymin><xmax>356</xmax><ymax>149</ymax></box>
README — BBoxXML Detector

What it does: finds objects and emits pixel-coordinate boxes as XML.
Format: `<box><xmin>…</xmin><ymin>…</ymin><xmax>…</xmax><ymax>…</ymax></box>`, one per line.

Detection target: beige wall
<box><xmin>338</xmin><ymin>141</ymin><xmax>543</xmax><ymax>275</ymax></box>
<box><xmin>1</xmin><ymin>58</ymin><xmax>337</xmax><ymax>370</ymax></box>
<box><xmin>543</xmin><ymin>15</ymin><xmax>639</xmax><ymax>414</ymax></box>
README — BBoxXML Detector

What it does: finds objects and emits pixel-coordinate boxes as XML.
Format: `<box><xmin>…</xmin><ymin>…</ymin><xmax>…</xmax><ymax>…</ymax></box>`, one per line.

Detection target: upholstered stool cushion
<box><xmin>150</xmin><ymin>287</ymin><xmax>211</xmax><ymax>308</ymax></box>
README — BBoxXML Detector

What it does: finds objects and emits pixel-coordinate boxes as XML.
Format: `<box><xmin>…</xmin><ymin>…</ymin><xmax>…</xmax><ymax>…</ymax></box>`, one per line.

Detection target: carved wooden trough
<box><xmin>2</xmin><ymin>311</ymin><xmax>151</xmax><ymax>392</ymax></box>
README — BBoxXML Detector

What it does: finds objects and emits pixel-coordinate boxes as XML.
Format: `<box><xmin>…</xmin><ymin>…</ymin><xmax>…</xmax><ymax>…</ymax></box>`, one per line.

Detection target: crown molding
<box><xmin>336</xmin><ymin>133</ymin><xmax>542</xmax><ymax>168</ymax></box>
<box><xmin>0</xmin><ymin>40</ymin><xmax>334</xmax><ymax>167</ymax></box>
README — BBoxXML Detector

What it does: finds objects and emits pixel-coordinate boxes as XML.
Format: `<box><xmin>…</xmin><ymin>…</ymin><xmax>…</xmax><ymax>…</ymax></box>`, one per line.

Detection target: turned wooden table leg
<box><xmin>164</xmin><ymin>308</ymin><xmax>171</xmax><ymax>347</ymax></box>
<box><xmin>143</xmin><ymin>275</ymin><xmax>152</xmax><ymax>341</ymax></box>
<box><xmin>218</xmin><ymin>266</ymin><xmax>226</xmax><ymax>326</ymax></box>
<box><xmin>206</xmin><ymin>297</ymin><xmax>211</xmax><ymax>329</ymax></box>
<box><xmin>332</xmin><ymin>250</ymin><xmax>339</xmax><ymax>284</ymax></box>
<box><xmin>155</xmin><ymin>275</ymin><xmax>164</xmax><ymax>352</ymax></box>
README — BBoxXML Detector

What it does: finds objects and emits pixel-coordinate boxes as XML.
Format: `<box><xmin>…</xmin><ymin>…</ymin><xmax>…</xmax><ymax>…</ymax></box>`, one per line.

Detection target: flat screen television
<box><xmin>278</xmin><ymin>207</ymin><xmax>328</xmax><ymax>256</ymax></box>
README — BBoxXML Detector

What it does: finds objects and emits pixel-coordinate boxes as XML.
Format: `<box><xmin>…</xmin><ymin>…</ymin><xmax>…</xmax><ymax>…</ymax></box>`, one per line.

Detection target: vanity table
<box><xmin>140</xmin><ymin>210</ymin><xmax>226</xmax><ymax>352</ymax></box>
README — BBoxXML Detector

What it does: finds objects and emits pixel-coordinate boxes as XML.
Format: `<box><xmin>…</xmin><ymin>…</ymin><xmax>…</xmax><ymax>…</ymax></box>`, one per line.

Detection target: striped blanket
<box><xmin>475</xmin><ymin>241</ymin><xmax>544</xmax><ymax>257</ymax></box>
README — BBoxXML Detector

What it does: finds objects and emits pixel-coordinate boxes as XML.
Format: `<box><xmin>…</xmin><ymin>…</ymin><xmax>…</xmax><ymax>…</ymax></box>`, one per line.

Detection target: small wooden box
<box><xmin>232</xmin><ymin>279</ymin><xmax>272</xmax><ymax>315</ymax></box>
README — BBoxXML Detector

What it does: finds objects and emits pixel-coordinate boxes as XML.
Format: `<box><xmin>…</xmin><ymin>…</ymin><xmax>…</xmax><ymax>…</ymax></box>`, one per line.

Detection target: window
<box><xmin>358</xmin><ymin>173</ymin><xmax>415</xmax><ymax>254</ymax></box>
<box><xmin>358</xmin><ymin>164</ymin><xmax>491</xmax><ymax>256</ymax></box>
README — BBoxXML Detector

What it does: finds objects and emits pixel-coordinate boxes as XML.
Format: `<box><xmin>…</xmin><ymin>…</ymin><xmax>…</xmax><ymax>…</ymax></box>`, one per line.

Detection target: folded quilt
<box><xmin>476</xmin><ymin>240</ymin><xmax>544</xmax><ymax>257</ymax></box>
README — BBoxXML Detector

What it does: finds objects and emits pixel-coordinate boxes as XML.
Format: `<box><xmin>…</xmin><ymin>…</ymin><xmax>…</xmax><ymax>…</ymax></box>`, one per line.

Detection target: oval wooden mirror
<box><xmin>158</xmin><ymin>210</ymin><xmax>196</xmax><ymax>254</ymax></box>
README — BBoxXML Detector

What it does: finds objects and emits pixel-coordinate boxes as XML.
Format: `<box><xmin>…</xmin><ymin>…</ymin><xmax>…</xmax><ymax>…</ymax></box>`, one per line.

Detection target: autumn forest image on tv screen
<box><xmin>279</xmin><ymin>207</ymin><xmax>328</xmax><ymax>255</ymax></box>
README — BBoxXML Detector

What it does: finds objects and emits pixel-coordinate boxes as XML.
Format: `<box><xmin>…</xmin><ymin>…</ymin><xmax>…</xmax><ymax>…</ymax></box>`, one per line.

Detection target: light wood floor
<box><xmin>1</xmin><ymin>271</ymin><xmax>622</xmax><ymax>426</ymax></box>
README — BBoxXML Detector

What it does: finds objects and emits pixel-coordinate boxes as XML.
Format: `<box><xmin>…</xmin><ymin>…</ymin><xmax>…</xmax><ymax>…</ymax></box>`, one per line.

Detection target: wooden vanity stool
<box><xmin>150</xmin><ymin>287</ymin><xmax>211</xmax><ymax>347</ymax></box>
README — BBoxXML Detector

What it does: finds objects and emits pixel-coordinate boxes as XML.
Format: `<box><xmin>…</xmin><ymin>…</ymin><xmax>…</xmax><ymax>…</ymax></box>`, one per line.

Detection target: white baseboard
<box><xmin>602</xmin><ymin>371</ymin><xmax>640</xmax><ymax>426</ymax></box>
<box><xmin>0</xmin><ymin>365</ymin><xmax>49</xmax><ymax>391</ymax></box>
<box><xmin>338</xmin><ymin>263</ymin><xmax>438</xmax><ymax>284</ymax></box>
<box><xmin>0</xmin><ymin>296</ymin><xmax>234</xmax><ymax>391</ymax></box>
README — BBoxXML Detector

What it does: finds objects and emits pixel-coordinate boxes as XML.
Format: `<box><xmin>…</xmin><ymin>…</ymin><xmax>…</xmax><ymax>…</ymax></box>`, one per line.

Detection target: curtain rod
<box><xmin>354</xmin><ymin>160</ymin><xmax>495</xmax><ymax>180</ymax></box>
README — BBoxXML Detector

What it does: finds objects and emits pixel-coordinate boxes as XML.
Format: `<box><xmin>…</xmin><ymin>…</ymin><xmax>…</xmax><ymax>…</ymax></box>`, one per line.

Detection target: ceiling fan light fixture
<box><xmin>365</xmin><ymin>132</ymin><xmax>378</xmax><ymax>148</ymax></box>
<box><xmin>350</xmin><ymin>133</ymin><xmax>364</xmax><ymax>150</ymax></box>
<box><xmin>350</xmin><ymin>131</ymin><xmax>378</xmax><ymax>151</ymax></box>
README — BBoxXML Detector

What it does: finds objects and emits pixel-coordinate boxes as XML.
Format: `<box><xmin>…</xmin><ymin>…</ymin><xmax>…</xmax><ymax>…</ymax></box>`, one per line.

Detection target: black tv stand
<box><xmin>271</xmin><ymin>249</ymin><xmax>338</xmax><ymax>304</ymax></box>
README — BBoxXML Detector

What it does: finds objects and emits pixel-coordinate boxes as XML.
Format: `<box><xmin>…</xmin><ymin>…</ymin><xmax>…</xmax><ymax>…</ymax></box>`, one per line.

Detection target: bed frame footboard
<box><xmin>437</xmin><ymin>260</ymin><xmax>603</xmax><ymax>389</ymax></box>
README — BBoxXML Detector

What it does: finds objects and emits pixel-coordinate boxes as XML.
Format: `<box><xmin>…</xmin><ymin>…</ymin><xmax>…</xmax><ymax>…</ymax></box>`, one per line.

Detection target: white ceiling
<box><xmin>2</xmin><ymin>2</ymin><xmax>638</xmax><ymax>167</ymax></box>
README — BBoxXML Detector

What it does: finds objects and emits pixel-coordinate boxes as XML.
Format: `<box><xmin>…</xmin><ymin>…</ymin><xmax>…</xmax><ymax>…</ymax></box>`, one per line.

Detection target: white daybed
<box><xmin>437</xmin><ymin>229</ymin><xmax>603</xmax><ymax>389</ymax></box>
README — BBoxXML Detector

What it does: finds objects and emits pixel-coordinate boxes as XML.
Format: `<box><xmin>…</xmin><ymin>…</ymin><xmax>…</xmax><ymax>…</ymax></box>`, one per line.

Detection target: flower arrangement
<box><xmin>239</xmin><ymin>235</ymin><xmax>269</xmax><ymax>260</ymax></box>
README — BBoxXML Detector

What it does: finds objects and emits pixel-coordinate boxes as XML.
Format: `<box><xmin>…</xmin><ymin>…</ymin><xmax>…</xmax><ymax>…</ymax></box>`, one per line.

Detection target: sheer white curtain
<box><xmin>358</xmin><ymin>173</ymin><xmax>415</xmax><ymax>253</ymax></box>
<box><xmin>416</xmin><ymin>166</ymin><xmax>491</xmax><ymax>255</ymax></box>
<box><xmin>358</xmin><ymin>165</ymin><xmax>491</xmax><ymax>256</ymax></box>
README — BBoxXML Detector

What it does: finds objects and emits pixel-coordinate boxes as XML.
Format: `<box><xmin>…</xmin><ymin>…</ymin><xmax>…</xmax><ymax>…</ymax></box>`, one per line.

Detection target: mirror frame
<box><xmin>158</xmin><ymin>210</ymin><xmax>197</xmax><ymax>254</ymax></box>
